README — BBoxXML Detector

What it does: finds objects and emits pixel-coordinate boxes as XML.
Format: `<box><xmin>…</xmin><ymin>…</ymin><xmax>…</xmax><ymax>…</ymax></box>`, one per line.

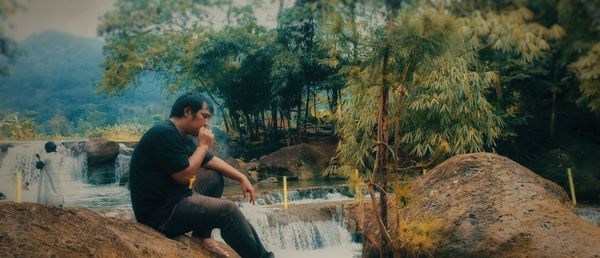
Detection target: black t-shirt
<box><xmin>129</xmin><ymin>120</ymin><xmax>213</xmax><ymax>228</ymax></box>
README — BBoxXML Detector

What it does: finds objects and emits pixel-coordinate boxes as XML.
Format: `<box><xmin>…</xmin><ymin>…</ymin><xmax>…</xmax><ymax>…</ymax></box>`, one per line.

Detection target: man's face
<box><xmin>188</xmin><ymin>102</ymin><xmax>212</xmax><ymax>136</ymax></box>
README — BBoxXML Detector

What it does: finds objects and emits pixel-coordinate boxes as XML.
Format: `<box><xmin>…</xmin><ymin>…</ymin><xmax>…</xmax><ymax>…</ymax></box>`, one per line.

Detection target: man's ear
<box><xmin>183</xmin><ymin>107</ymin><xmax>192</xmax><ymax>118</ymax></box>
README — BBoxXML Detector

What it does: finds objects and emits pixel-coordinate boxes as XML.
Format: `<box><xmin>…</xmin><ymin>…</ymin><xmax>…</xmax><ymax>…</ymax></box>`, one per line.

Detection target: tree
<box><xmin>98</xmin><ymin>0</ymin><xmax>216</xmax><ymax>95</ymax></box>
<box><xmin>48</xmin><ymin>115</ymin><xmax>72</xmax><ymax>137</ymax></box>
<box><xmin>570</xmin><ymin>43</ymin><xmax>600</xmax><ymax>113</ymax></box>
<box><xmin>0</xmin><ymin>0</ymin><xmax>20</xmax><ymax>77</ymax></box>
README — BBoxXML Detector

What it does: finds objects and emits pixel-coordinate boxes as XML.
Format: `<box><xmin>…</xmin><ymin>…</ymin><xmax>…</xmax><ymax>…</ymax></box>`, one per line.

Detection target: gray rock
<box><xmin>84</xmin><ymin>138</ymin><xmax>120</xmax><ymax>166</ymax></box>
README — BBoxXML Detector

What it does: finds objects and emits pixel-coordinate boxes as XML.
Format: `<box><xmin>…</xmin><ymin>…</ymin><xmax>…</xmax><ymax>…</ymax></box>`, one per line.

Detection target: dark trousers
<box><xmin>159</xmin><ymin>170</ymin><xmax>273</xmax><ymax>258</ymax></box>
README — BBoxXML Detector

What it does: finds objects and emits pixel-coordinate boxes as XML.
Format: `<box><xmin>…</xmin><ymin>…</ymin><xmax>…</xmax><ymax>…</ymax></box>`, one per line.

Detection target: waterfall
<box><xmin>217</xmin><ymin>201</ymin><xmax>361</xmax><ymax>257</ymax></box>
<box><xmin>0</xmin><ymin>141</ymin><xmax>87</xmax><ymax>202</ymax></box>
<box><xmin>0</xmin><ymin>141</ymin><xmax>131</xmax><ymax>209</ymax></box>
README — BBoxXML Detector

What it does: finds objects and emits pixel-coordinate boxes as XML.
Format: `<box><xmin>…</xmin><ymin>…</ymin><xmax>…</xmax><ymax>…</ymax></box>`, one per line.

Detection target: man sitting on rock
<box><xmin>129</xmin><ymin>92</ymin><xmax>273</xmax><ymax>258</ymax></box>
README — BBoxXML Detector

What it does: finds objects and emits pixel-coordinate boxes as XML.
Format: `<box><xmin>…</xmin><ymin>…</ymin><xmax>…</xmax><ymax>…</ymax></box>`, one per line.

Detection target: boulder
<box><xmin>527</xmin><ymin>141</ymin><xmax>600</xmax><ymax>203</ymax></box>
<box><xmin>198</xmin><ymin>157</ymin><xmax>256</xmax><ymax>186</ymax></box>
<box><xmin>258</xmin><ymin>144</ymin><xmax>329</xmax><ymax>180</ymax></box>
<box><xmin>0</xmin><ymin>202</ymin><xmax>239</xmax><ymax>257</ymax></box>
<box><xmin>84</xmin><ymin>139</ymin><xmax>120</xmax><ymax>185</ymax></box>
<box><xmin>210</xmin><ymin>127</ymin><xmax>232</xmax><ymax>158</ymax></box>
<box><xmin>85</xmin><ymin>138</ymin><xmax>120</xmax><ymax>166</ymax></box>
<box><xmin>346</xmin><ymin>153</ymin><xmax>600</xmax><ymax>257</ymax></box>
<box><xmin>116</xmin><ymin>144</ymin><xmax>133</xmax><ymax>186</ymax></box>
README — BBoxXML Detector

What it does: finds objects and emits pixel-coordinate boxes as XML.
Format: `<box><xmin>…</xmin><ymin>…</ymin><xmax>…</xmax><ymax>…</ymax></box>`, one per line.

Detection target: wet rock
<box><xmin>84</xmin><ymin>138</ymin><xmax>120</xmax><ymax>185</ymax></box>
<box><xmin>85</xmin><ymin>138</ymin><xmax>120</xmax><ymax>166</ymax></box>
<box><xmin>257</xmin><ymin>177</ymin><xmax>278</xmax><ymax>185</ymax></box>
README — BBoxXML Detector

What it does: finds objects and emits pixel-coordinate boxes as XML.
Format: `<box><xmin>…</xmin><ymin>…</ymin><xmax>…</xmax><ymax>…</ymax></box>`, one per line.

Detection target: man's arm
<box><xmin>171</xmin><ymin>145</ymin><xmax>210</xmax><ymax>184</ymax></box>
<box><xmin>203</xmin><ymin>157</ymin><xmax>257</xmax><ymax>203</ymax></box>
<box><xmin>171</xmin><ymin>127</ymin><xmax>214</xmax><ymax>184</ymax></box>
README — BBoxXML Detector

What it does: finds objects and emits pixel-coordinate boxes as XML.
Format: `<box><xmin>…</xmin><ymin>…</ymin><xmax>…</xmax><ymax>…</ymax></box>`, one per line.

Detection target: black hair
<box><xmin>169</xmin><ymin>92</ymin><xmax>214</xmax><ymax>118</ymax></box>
<box><xmin>44</xmin><ymin>141</ymin><xmax>57</xmax><ymax>153</ymax></box>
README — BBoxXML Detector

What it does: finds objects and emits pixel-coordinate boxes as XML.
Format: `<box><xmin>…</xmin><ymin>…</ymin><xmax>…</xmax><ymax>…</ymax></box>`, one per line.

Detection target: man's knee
<box><xmin>205</xmin><ymin>170</ymin><xmax>224</xmax><ymax>184</ymax></box>
<box><xmin>194</xmin><ymin>170</ymin><xmax>224</xmax><ymax>197</ymax></box>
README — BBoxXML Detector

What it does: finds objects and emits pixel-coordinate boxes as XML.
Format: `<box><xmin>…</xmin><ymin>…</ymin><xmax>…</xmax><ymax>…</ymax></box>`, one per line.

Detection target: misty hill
<box><xmin>0</xmin><ymin>30</ymin><xmax>170</xmax><ymax>133</ymax></box>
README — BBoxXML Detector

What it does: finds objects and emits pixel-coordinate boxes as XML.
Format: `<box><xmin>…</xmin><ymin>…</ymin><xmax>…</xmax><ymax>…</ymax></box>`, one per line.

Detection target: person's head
<box><xmin>44</xmin><ymin>141</ymin><xmax>57</xmax><ymax>153</ymax></box>
<box><xmin>169</xmin><ymin>92</ymin><xmax>214</xmax><ymax>136</ymax></box>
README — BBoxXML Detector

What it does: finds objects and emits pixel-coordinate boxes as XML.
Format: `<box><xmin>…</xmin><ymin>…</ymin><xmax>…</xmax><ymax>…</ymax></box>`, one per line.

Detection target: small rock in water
<box><xmin>258</xmin><ymin>177</ymin><xmax>278</xmax><ymax>185</ymax></box>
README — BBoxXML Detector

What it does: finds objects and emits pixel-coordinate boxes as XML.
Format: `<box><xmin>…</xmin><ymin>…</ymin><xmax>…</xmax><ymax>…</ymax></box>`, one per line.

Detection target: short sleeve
<box><xmin>154</xmin><ymin>130</ymin><xmax>190</xmax><ymax>175</ymax></box>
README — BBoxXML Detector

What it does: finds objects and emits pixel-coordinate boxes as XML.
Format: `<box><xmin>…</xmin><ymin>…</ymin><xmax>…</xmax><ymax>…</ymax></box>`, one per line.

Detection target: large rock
<box><xmin>84</xmin><ymin>138</ymin><xmax>120</xmax><ymax>185</ymax></box>
<box><xmin>258</xmin><ymin>144</ymin><xmax>329</xmax><ymax>180</ymax></box>
<box><xmin>527</xmin><ymin>141</ymin><xmax>600</xmax><ymax>203</ymax></box>
<box><xmin>346</xmin><ymin>153</ymin><xmax>600</xmax><ymax>257</ymax></box>
<box><xmin>85</xmin><ymin>138</ymin><xmax>120</xmax><ymax>166</ymax></box>
<box><xmin>0</xmin><ymin>202</ymin><xmax>239</xmax><ymax>257</ymax></box>
<box><xmin>210</xmin><ymin>127</ymin><xmax>232</xmax><ymax>158</ymax></box>
<box><xmin>116</xmin><ymin>144</ymin><xmax>133</xmax><ymax>186</ymax></box>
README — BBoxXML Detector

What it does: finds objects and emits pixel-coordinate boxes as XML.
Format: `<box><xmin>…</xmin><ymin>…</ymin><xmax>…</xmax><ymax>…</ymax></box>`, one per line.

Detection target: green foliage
<box><xmin>0</xmin><ymin>112</ymin><xmax>35</xmax><ymax>140</ymax></box>
<box><xmin>570</xmin><ymin>43</ymin><xmax>600</xmax><ymax>113</ymax></box>
<box><xmin>462</xmin><ymin>6</ymin><xmax>565</xmax><ymax>63</ymax></box>
<box><xmin>84</xmin><ymin>123</ymin><xmax>148</xmax><ymax>141</ymax></box>
<box><xmin>401</xmin><ymin>53</ymin><xmax>504</xmax><ymax>156</ymax></box>
<box><xmin>47</xmin><ymin>115</ymin><xmax>73</xmax><ymax>137</ymax></box>
<box><xmin>334</xmin><ymin>4</ymin><xmax>504</xmax><ymax>175</ymax></box>
<box><xmin>98</xmin><ymin>0</ymin><xmax>213</xmax><ymax>95</ymax></box>
<box><xmin>393</xmin><ymin>216</ymin><xmax>446</xmax><ymax>257</ymax></box>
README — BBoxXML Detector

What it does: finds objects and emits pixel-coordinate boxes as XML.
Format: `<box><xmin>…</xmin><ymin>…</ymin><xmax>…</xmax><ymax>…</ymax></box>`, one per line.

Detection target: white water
<box><xmin>233</xmin><ymin>203</ymin><xmax>361</xmax><ymax>257</ymax></box>
<box><xmin>0</xmin><ymin>141</ymin><xmax>362</xmax><ymax>257</ymax></box>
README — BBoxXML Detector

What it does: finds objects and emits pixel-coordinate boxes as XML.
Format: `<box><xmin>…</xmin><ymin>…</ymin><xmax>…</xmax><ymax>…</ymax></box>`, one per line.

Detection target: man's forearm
<box><xmin>203</xmin><ymin>156</ymin><xmax>248</xmax><ymax>183</ymax></box>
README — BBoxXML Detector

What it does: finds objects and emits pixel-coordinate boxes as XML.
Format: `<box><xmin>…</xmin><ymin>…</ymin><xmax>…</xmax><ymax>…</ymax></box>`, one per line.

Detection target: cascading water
<box><xmin>0</xmin><ymin>141</ymin><xmax>131</xmax><ymax>209</ymax></box>
<box><xmin>0</xmin><ymin>141</ymin><xmax>362</xmax><ymax>257</ymax></box>
<box><xmin>0</xmin><ymin>141</ymin><xmax>87</xmax><ymax>203</ymax></box>
<box><xmin>212</xmin><ymin>202</ymin><xmax>361</xmax><ymax>258</ymax></box>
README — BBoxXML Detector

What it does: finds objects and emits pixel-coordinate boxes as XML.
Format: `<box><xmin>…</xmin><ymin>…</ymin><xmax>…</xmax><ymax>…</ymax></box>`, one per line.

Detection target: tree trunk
<box><xmin>222</xmin><ymin>108</ymin><xmax>231</xmax><ymax>135</ymax></box>
<box><xmin>550</xmin><ymin>90</ymin><xmax>557</xmax><ymax>138</ymax></box>
<box><xmin>297</xmin><ymin>102</ymin><xmax>302</xmax><ymax>143</ymax></box>
<box><xmin>313</xmin><ymin>90</ymin><xmax>319</xmax><ymax>136</ymax></box>
<box><xmin>304</xmin><ymin>85</ymin><xmax>311</xmax><ymax>134</ymax></box>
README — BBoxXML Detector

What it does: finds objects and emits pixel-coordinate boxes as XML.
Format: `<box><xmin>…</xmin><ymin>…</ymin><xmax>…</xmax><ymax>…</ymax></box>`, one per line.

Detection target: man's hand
<box><xmin>197</xmin><ymin>127</ymin><xmax>214</xmax><ymax>149</ymax></box>
<box><xmin>240</xmin><ymin>178</ymin><xmax>257</xmax><ymax>204</ymax></box>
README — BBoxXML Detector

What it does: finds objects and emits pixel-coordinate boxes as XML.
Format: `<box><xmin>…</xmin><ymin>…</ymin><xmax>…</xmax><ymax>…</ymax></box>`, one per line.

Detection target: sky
<box><xmin>7</xmin><ymin>0</ymin><xmax>115</xmax><ymax>41</ymax></box>
<box><xmin>7</xmin><ymin>0</ymin><xmax>286</xmax><ymax>42</ymax></box>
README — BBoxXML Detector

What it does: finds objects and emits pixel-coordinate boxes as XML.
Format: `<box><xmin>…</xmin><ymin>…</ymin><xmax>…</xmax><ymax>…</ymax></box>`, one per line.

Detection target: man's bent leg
<box><xmin>167</xmin><ymin>193</ymin><xmax>272</xmax><ymax>258</ymax></box>
<box><xmin>192</xmin><ymin>169</ymin><xmax>224</xmax><ymax>238</ymax></box>
<box><xmin>194</xmin><ymin>169</ymin><xmax>224</xmax><ymax>198</ymax></box>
